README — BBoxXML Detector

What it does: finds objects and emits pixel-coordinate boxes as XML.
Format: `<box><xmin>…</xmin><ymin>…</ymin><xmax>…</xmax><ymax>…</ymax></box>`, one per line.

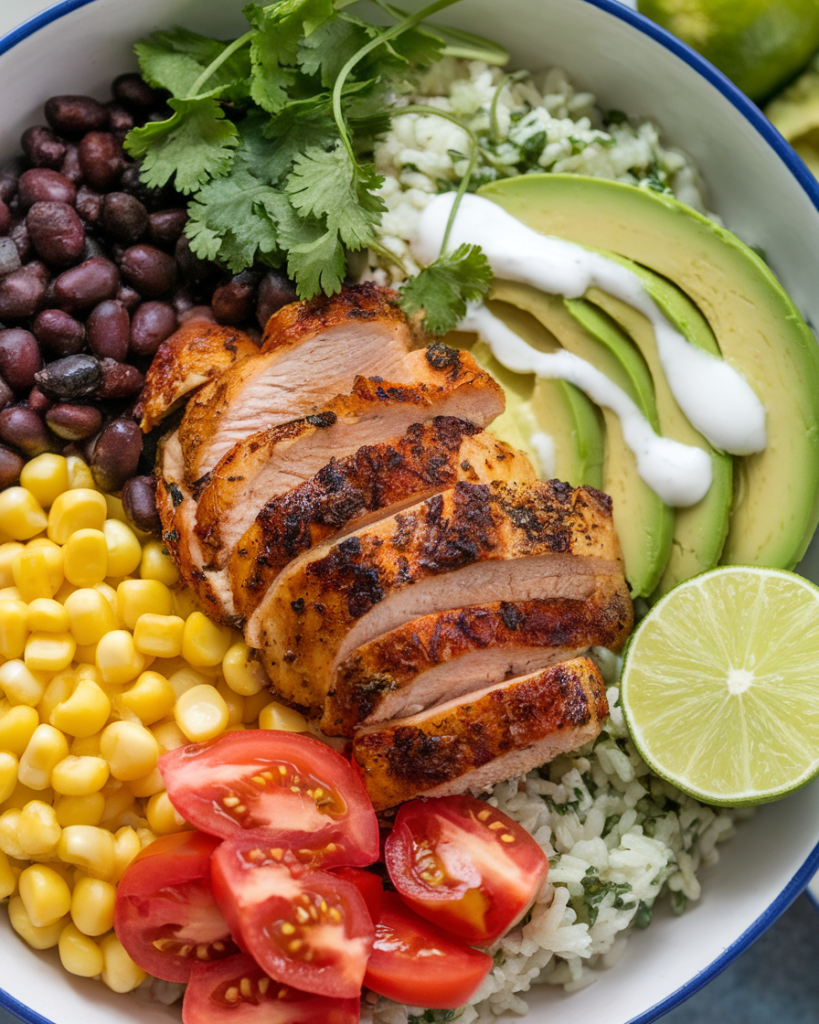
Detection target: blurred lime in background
<box><xmin>637</xmin><ymin>0</ymin><xmax>819</xmax><ymax>102</ymax></box>
<box><xmin>766</xmin><ymin>66</ymin><xmax>819</xmax><ymax>176</ymax></box>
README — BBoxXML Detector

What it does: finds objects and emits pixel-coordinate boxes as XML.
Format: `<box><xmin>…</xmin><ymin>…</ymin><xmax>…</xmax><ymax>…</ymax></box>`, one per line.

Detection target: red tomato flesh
<box><xmin>211</xmin><ymin>836</ymin><xmax>375</xmax><ymax>999</ymax></box>
<box><xmin>331</xmin><ymin>866</ymin><xmax>383</xmax><ymax>924</ymax></box>
<box><xmin>182</xmin><ymin>953</ymin><xmax>360</xmax><ymax>1024</ymax></box>
<box><xmin>385</xmin><ymin>794</ymin><xmax>549</xmax><ymax>946</ymax></box>
<box><xmin>159</xmin><ymin>730</ymin><xmax>379</xmax><ymax>868</ymax></box>
<box><xmin>113</xmin><ymin>831</ymin><xmax>239</xmax><ymax>982</ymax></box>
<box><xmin>364</xmin><ymin>892</ymin><xmax>492</xmax><ymax>1009</ymax></box>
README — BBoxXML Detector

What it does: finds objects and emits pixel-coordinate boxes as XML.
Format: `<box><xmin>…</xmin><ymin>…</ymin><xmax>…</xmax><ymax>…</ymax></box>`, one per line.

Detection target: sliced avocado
<box><xmin>479</xmin><ymin>173</ymin><xmax>819</xmax><ymax>570</ymax></box>
<box><xmin>492</xmin><ymin>280</ymin><xmax>674</xmax><ymax>598</ymax></box>
<box><xmin>585</xmin><ymin>266</ymin><xmax>733</xmax><ymax>598</ymax></box>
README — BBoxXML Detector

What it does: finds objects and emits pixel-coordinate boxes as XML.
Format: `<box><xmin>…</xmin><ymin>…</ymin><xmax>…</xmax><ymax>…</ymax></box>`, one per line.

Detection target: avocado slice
<box><xmin>492</xmin><ymin>280</ymin><xmax>674</xmax><ymax>598</ymax></box>
<box><xmin>479</xmin><ymin>173</ymin><xmax>819</xmax><ymax>570</ymax></box>
<box><xmin>584</xmin><ymin>268</ymin><xmax>733</xmax><ymax>598</ymax></box>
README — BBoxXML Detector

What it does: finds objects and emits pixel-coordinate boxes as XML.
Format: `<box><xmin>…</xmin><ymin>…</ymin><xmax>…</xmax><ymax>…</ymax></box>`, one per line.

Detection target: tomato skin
<box><xmin>384</xmin><ymin>794</ymin><xmax>549</xmax><ymax>946</ymax></box>
<box><xmin>331</xmin><ymin>867</ymin><xmax>383</xmax><ymax>924</ymax></box>
<box><xmin>158</xmin><ymin>730</ymin><xmax>378</xmax><ymax>868</ymax></box>
<box><xmin>211</xmin><ymin>836</ymin><xmax>374</xmax><ymax>999</ymax></box>
<box><xmin>182</xmin><ymin>953</ymin><xmax>360</xmax><ymax>1024</ymax></box>
<box><xmin>364</xmin><ymin>892</ymin><xmax>492</xmax><ymax>1009</ymax></box>
<box><xmin>114</xmin><ymin>830</ymin><xmax>238</xmax><ymax>982</ymax></box>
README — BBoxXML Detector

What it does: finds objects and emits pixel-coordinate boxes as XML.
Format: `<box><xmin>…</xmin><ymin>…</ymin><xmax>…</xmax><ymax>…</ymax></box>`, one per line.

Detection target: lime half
<box><xmin>621</xmin><ymin>566</ymin><xmax>819</xmax><ymax>805</ymax></box>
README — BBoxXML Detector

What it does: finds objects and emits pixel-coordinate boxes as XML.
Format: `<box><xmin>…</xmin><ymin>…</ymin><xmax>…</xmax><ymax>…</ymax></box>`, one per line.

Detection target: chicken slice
<box><xmin>194</xmin><ymin>345</ymin><xmax>506</xmax><ymax>569</ymax></box>
<box><xmin>322</xmin><ymin>574</ymin><xmax>631</xmax><ymax>735</ymax></box>
<box><xmin>351</xmin><ymin>657</ymin><xmax>608</xmax><ymax>811</ymax></box>
<box><xmin>138</xmin><ymin>321</ymin><xmax>258</xmax><ymax>433</ymax></box>
<box><xmin>252</xmin><ymin>480</ymin><xmax>623</xmax><ymax>712</ymax></box>
<box><xmin>177</xmin><ymin>284</ymin><xmax>415</xmax><ymax>484</ymax></box>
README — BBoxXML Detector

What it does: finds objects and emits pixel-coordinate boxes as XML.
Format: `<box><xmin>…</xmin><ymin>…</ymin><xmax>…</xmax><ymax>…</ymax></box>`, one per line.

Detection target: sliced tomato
<box><xmin>211</xmin><ymin>836</ymin><xmax>374</xmax><ymax>999</ymax></box>
<box><xmin>384</xmin><ymin>794</ymin><xmax>549</xmax><ymax>946</ymax></box>
<box><xmin>158</xmin><ymin>730</ymin><xmax>378</xmax><ymax>868</ymax></box>
<box><xmin>331</xmin><ymin>867</ymin><xmax>383</xmax><ymax>924</ymax></box>
<box><xmin>364</xmin><ymin>892</ymin><xmax>492</xmax><ymax>1009</ymax></box>
<box><xmin>113</xmin><ymin>831</ymin><xmax>239</xmax><ymax>982</ymax></box>
<box><xmin>182</xmin><ymin>953</ymin><xmax>360</xmax><ymax>1024</ymax></box>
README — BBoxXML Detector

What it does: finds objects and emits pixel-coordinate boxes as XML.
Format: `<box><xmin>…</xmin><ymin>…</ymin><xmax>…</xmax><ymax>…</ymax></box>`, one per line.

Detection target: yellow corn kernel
<box><xmin>182</xmin><ymin>611</ymin><xmax>233</xmax><ymax>668</ymax></box>
<box><xmin>18</xmin><ymin>724</ymin><xmax>70</xmax><ymax>790</ymax></box>
<box><xmin>9</xmin><ymin>895</ymin><xmax>69</xmax><ymax>949</ymax></box>
<box><xmin>100</xmin><ymin>786</ymin><xmax>135</xmax><ymax>827</ymax></box>
<box><xmin>0</xmin><ymin>599</ymin><xmax>29</xmax><ymax>661</ymax></box>
<box><xmin>102</xmin><ymin>518</ymin><xmax>143</xmax><ymax>579</ymax></box>
<box><xmin>139</xmin><ymin>540</ymin><xmax>180</xmax><ymax>586</ymax></box>
<box><xmin>175</xmin><ymin>684</ymin><xmax>229</xmax><ymax>742</ymax></box>
<box><xmin>66</xmin><ymin>455</ymin><xmax>95</xmax><ymax>491</ymax></box>
<box><xmin>57</xmin><ymin>824</ymin><xmax>115</xmax><ymax>880</ymax></box>
<box><xmin>128</xmin><ymin>767</ymin><xmax>165</xmax><ymax>799</ymax></box>
<box><xmin>146</xmin><ymin>791</ymin><xmax>187</xmax><ymax>836</ymax></box>
<box><xmin>12</xmin><ymin>549</ymin><xmax>53</xmax><ymax>603</ymax></box>
<box><xmin>100</xmin><ymin>932</ymin><xmax>146</xmax><ymax>993</ymax></box>
<box><xmin>0</xmin><ymin>488</ymin><xmax>48</xmax><ymax>541</ymax></box>
<box><xmin>63</xmin><ymin>528</ymin><xmax>108</xmax><ymax>588</ymax></box>
<box><xmin>71</xmin><ymin>876</ymin><xmax>116</xmax><ymax>935</ymax></box>
<box><xmin>132</xmin><ymin>613</ymin><xmax>185</xmax><ymax>659</ymax></box>
<box><xmin>0</xmin><ymin>586</ymin><xmax>22</xmax><ymax>600</ymax></box>
<box><xmin>63</xmin><ymin>587</ymin><xmax>117</xmax><ymax>647</ymax></box>
<box><xmin>136</xmin><ymin>827</ymin><xmax>156</xmax><ymax>849</ymax></box>
<box><xmin>222</xmin><ymin>641</ymin><xmax>267</xmax><ymax>696</ymax></box>
<box><xmin>93</xmin><ymin>580</ymin><xmax>120</xmax><ymax>619</ymax></box>
<box><xmin>112</xmin><ymin>826</ymin><xmax>141</xmax><ymax>880</ymax></box>
<box><xmin>51</xmin><ymin>678</ymin><xmax>112</xmax><ymax>739</ymax></box>
<box><xmin>25</xmin><ymin>631</ymin><xmax>76</xmax><ymax>673</ymax></box>
<box><xmin>258</xmin><ymin>701</ymin><xmax>310</xmax><ymax>734</ymax></box>
<box><xmin>20</xmin><ymin>454</ymin><xmax>70</xmax><ymax>509</ymax></box>
<box><xmin>38</xmin><ymin>669</ymin><xmax>75</xmax><ymax>723</ymax></box>
<box><xmin>55</xmin><ymin>793</ymin><xmax>105</xmax><ymax>828</ymax></box>
<box><xmin>166</xmin><ymin>667</ymin><xmax>212</xmax><ymax>702</ymax></box>
<box><xmin>59</xmin><ymin>921</ymin><xmax>104</xmax><ymax>977</ymax></box>
<box><xmin>48</xmin><ymin>488</ymin><xmax>107</xmax><ymax>546</ymax></box>
<box><xmin>28</xmin><ymin>539</ymin><xmax>65</xmax><ymax>591</ymax></box>
<box><xmin>17</xmin><ymin>800</ymin><xmax>62</xmax><ymax>857</ymax></box>
<box><xmin>0</xmin><ymin>848</ymin><xmax>16</xmax><ymax>899</ymax></box>
<box><xmin>119</xmin><ymin>671</ymin><xmax>175</xmax><ymax>726</ymax></box>
<box><xmin>0</xmin><ymin>751</ymin><xmax>18</xmax><ymax>804</ymax></box>
<box><xmin>19</xmin><ymin>863</ymin><xmax>71</xmax><ymax>927</ymax></box>
<box><xmin>243</xmin><ymin>687</ymin><xmax>274</xmax><ymax>724</ymax></box>
<box><xmin>53</xmin><ymin>578</ymin><xmax>78</xmax><ymax>604</ymax></box>
<box><xmin>27</xmin><ymin>598</ymin><xmax>69</xmax><ymax>634</ymax></box>
<box><xmin>96</xmin><ymin>630</ymin><xmax>144</xmax><ymax>686</ymax></box>
<box><xmin>151</xmin><ymin>719</ymin><xmax>187</xmax><ymax>753</ymax></box>
<box><xmin>0</xmin><ymin>778</ymin><xmax>53</xmax><ymax>813</ymax></box>
<box><xmin>171</xmin><ymin>586</ymin><xmax>200</xmax><ymax>620</ymax></box>
<box><xmin>117</xmin><ymin>579</ymin><xmax>173</xmax><ymax>631</ymax></box>
<box><xmin>216</xmin><ymin>679</ymin><xmax>244</xmax><ymax>727</ymax></box>
<box><xmin>0</xmin><ymin>808</ymin><xmax>23</xmax><ymax>857</ymax></box>
<box><xmin>100</xmin><ymin>720</ymin><xmax>160</xmax><ymax>782</ymax></box>
<box><xmin>51</xmin><ymin>756</ymin><xmax>110</xmax><ymax>797</ymax></box>
<box><xmin>0</xmin><ymin>703</ymin><xmax>39</xmax><ymax>757</ymax></box>
<box><xmin>0</xmin><ymin>542</ymin><xmax>24</xmax><ymax>588</ymax></box>
<box><xmin>0</xmin><ymin>660</ymin><xmax>47</xmax><ymax>707</ymax></box>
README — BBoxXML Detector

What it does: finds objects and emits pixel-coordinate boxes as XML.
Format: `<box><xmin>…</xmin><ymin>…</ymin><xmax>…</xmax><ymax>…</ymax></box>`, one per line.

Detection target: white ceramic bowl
<box><xmin>2</xmin><ymin>1</ymin><xmax>819</xmax><ymax>1022</ymax></box>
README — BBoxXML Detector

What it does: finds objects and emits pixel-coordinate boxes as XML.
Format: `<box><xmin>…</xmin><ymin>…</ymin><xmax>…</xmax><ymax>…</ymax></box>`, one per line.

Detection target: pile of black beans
<box><xmin>0</xmin><ymin>72</ymin><xmax>298</xmax><ymax>534</ymax></box>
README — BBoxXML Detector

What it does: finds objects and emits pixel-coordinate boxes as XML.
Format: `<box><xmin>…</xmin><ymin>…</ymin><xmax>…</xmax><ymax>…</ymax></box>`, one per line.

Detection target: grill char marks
<box><xmin>351</xmin><ymin>656</ymin><xmax>609</xmax><ymax>810</ymax></box>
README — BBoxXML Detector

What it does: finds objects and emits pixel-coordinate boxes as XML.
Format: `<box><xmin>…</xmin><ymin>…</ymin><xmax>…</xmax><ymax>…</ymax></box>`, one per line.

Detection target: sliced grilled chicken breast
<box><xmin>322</xmin><ymin>574</ymin><xmax>631</xmax><ymax>735</ymax></box>
<box><xmin>253</xmin><ymin>480</ymin><xmax>623</xmax><ymax>711</ymax></box>
<box><xmin>351</xmin><ymin>657</ymin><xmax>608</xmax><ymax>810</ymax></box>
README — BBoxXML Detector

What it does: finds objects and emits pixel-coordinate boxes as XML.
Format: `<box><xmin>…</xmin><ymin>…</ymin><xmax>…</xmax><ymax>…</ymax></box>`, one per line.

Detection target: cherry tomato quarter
<box><xmin>211</xmin><ymin>837</ymin><xmax>375</xmax><ymax>999</ymax></box>
<box><xmin>385</xmin><ymin>794</ymin><xmax>549</xmax><ymax>946</ymax></box>
<box><xmin>158</xmin><ymin>730</ymin><xmax>379</xmax><ymax>868</ymax></box>
<box><xmin>182</xmin><ymin>953</ymin><xmax>360</xmax><ymax>1024</ymax></box>
<box><xmin>114</xmin><ymin>830</ymin><xmax>239</xmax><ymax>982</ymax></box>
<box><xmin>331</xmin><ymin>866</ymin><xmax>383</xmax><ymax>924</ymax></box>
<box><xmin>363</xmin><ymin>892</ymin><xmax>492</xmax><ymax>1008</ymax></box>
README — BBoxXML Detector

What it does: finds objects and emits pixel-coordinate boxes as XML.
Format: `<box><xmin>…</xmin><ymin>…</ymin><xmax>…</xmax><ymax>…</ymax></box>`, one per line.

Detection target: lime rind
<box><xmin>620</xmin><ymin>565</ymin><xmax>819</xmax><ymax>806</ymax></box>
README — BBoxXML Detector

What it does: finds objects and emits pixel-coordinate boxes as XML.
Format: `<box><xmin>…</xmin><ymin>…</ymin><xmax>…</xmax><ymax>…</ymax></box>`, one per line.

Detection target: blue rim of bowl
<box><xmin>807</xmin><ymin>873</ymin><xmax>819</xmax><ymax>911</ymax></box>
<box><xmin>0</xmin><ymin>0</ymin><xmax>818</xmax><ymax>1021</ymax></box>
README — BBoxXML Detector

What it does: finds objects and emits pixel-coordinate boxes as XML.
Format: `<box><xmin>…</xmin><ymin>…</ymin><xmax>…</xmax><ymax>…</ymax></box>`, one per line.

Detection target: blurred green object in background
<box><xmin>637</xmin><ymin>0</ymin><xmax>819</xmax><ymax>102</ymax></box>
<box><xmin>766</xmin><ymin>68</ymin><xmax>819</xmax><ymax>176</ymax></box>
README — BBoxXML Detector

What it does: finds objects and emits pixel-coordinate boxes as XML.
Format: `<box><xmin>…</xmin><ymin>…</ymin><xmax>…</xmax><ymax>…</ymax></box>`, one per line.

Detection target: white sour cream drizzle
<box><xmin>413</xmin><ymin>192</ymin><xmax>768</xmax><ymax>506</ymax></box>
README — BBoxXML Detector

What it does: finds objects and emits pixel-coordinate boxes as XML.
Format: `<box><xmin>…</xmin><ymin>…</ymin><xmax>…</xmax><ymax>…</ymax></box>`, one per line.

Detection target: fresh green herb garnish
<box><xmin>581</xmin><ymin>868</ymin><xmax>635</xmax><ymax>925</ymax></box>
<box><xmin>400</xmin><ymin>243</ymin><xmax>492</xmax><ymax>334</ymax></box>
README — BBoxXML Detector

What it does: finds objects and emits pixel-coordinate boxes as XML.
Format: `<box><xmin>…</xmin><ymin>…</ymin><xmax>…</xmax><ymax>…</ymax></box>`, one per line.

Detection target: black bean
<box><xmin>0</xmin><ymin>406</ymin><xmax>53</xmax><ymax>456</ymax></box>
<box><xmin>120</xmin><ymin>243</ymin><xmax>177</xmax><ymax>297</ymax></box>
<box><xmin>53</xmin><ymin>257</ymin><xmax>119</xmax><ymax>312</ymax></box>
<box><xmin>33</xmin><ymin>308</ymin><xmax>86</xmax><ymax>357</ymax></box>
<box><xmin>87</xmin><ymin>299</ymin><xmax>130</xmax><ymax>360</ymax></box>
<box><xmin>18</xmin><ymin>168</ymin><xmax>77</xmax><ymax>209</ymax></box>
<box><xmin>0</xmin><ymin>444</ymin><xmax>23</xmax><ymax>487</ymax></box>
<box><xmin>21</xmin><ymin>126</ymin><xmax>66</xmax><ymax>170</ymax></box>
<box><xmin>120</xmin><ymin>163</ymin><xmax>170</xmax><ymax>211</ymax></box>
<box><xmin>212</xmin><ymin>270</ymin><xmax>260</xmax><ymax>325</ymax></box>
<box><xmin>112</xmin><ymin>73</ymin><xmax>161</xmax><ymax>115</ymax></box>
<box><xmin>0</xmin><ymin>264</ymin><xmax>48</xmax><ymax>319</ymax></box>
<box><xmin>34</xmin><ymin>354</ymin><xmax>101</xmax><ymax>400</ymax></box>
<box><xmin>121</xmin><ymin>475</ymin><xmax>160</xmax><ymax>533</ymax></box>
<box><xmin>0</xmin><ymin>375</ymin><xmax>12</xmax><ymax>411</ymax></box>
<box><xmin>78</xmin><ymin>132</ymin><xmax>123</xmax><ymax>191</ymax></box>
<box><xmin>130</xmin><ymin>301</ymin><xmax>176</xmax><ymax>357</ymax></box>
<box><xmin>256</xmin><ymin>270</ymin><xmax>299</xmax><ymax>328</ymax></box>
<box><xmin>44</xmin><ymin>95</ymin><xmax>108</xmax><ymax>137</ymax></box>
<box><xmin>105</xmin><ymin>103</ymin><xmax>135</xmax><ymax>139</ymax></box>
<box><xmin>0</xmin><ymin>329</ymin><xmax>43</xmax><ymax>391</ymax></box>
<box><xmin>99</xmin><ymin>192</ymin><xmax>148</xmax><ymax>243</ymax></box>
<box><xmin>0</xmin><ymin>157</ymin><xmax>25</xmax><ymax>204</ymax></box>
<box><xmin>172</xmin><ymin>288</ymin><xmax>196</xmax><ymax>318</ymax></box>
<box><xmin>0</xmin><ymin>200</ymin><xmax>10</xmax><ymax>236</ymax></box>
<box><xmin>46</xmin><ymin>402</ymin><xmax>103</xmax><ymax>440</ymax></box>
<box><xmin>90</xmin><ymin>417</ymin><xmax>142</xmax><ymax>490</ymax></box>
<box><xmin>148</xmin><ymin>208</ymin><xmax>187</xmax><ymax>248</ymax></box>
<box><xmin>9</xmin><ymin>221</ymin><xmax>31</xmax><ymax>262</ymax></box>
<box><xmin>0</xmin><ymin>238</ymin><xmax>21</xmax><ymax>277</ymax></box>
<box><xmin>97</xmin><ymin>358</ymin><xmax>143</xmax><ymax>400</ymax></box>
<box><xmin>26</xmin><ymin>201</ymin><xmax>86</xmax><ymax>268</ymax></box>
<box><xmin>75</xmin><ymin>185</ymin><xmax>102</xmax><ymax>224</ymax></box>
<box><xmin>60</xmin><ymin>144</ymin><xmax>84</xmax><ymax>185</ymax></box>
<box><xmin>174</xmin><ymin>234</ymin><xmax>216</xmax><ymax>284</ymax></box>
<box><xmin>116</xmin><ymin>284</ymin><xmax>141</xmax><ymax>311</ymax></box>
<box><xmin>27</xmin><ymin>386</ymin><xmax>52</xmax><ymax>414</ymax></box>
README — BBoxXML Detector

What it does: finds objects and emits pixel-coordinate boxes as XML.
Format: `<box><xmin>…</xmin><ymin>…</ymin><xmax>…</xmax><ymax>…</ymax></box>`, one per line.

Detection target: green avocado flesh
<box><xmin>491</xmin><ymin>280</ymin><xmax>674</xmax><ymax>598</ymax></box>
<box><xmin>478</xmin><ymin>173</ymin><xmax>819</xmax><ymax>572</ymax></box>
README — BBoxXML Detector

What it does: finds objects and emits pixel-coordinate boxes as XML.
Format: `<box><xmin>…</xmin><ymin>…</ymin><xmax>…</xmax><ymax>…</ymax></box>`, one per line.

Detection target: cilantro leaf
<box><xmin>297</xmin><ymin>16</ymin><xmax>373</xmax><ymax>86</ymax></box>
<box><xmin>124</xmin><ymin>97</ymin><xmax>239</xmax><ymax>193</ymax></box>
<box><xmin>253</xmin><ymin>108</ymin><xmax>338</xmax><ymax>184</ymax></box>
<box><xmin>273</xmin><ymin>193</ymin><xmax>346</xmax><ymax>296</ymax></box>
<box><xmin>135</xmin><ymin>27</ymin><xmax>251</xmax><ymax>101</ymax></box>
<box><xmin>399</xmin><ymin>244</ymin><xmax>493</xmax><ymax>335</ymax></box>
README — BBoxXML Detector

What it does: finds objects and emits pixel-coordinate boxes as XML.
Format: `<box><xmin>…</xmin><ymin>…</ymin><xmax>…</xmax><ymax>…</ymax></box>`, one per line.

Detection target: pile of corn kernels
<box><xmin>0</xmin><ymin>452</ymin><xmax>306</xmax><ymax>993</ymax></box>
